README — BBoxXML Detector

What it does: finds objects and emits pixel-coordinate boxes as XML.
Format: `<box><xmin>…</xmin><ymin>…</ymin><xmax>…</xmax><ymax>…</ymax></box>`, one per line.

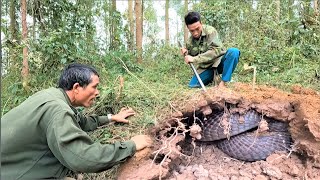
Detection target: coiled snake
<box><xmin>193</xmin><ymin>109</ymin><xmax>292</xmax><ymax>161</ymax></box>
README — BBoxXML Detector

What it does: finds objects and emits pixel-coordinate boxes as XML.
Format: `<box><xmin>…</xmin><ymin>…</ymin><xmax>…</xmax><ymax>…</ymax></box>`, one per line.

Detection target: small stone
<box><xmin>288</xmin><ymin>112</ymin><xmax>296</xmax><ymax>120</ymax></box>
<box><xmin>223</xmin><ymin>157</ymin><xmax>231</xmax><ymax>163</ymax></box>
<box><xmin>261</xmin><ymin>165</ymin><xmax>283</xmax><ymax>179</ymax></box>
<box><xmin>178</xmin><ymin>165</ymin><xmax>185</xmax><ymax>172</ymax></box>
<box><xmin>288</xmin><ymin>164</ymin><xmax>301</xmax><ymax>177</ymax></box>
<box><xmin>201</xmin><ymin>105</ymin><xmax>212</xmax><ymax>115</ymax></box>
<box><xmin>190</xmin><ymin>124</ymin><xmax>202</xmax><ymax>140</ymax></box>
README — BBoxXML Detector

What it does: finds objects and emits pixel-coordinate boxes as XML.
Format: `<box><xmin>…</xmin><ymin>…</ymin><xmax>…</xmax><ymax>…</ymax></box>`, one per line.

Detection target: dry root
<box><xmin>151</xmin><ymin>118</ymin><xmax>199</xmax><ymax>179</ymax></box>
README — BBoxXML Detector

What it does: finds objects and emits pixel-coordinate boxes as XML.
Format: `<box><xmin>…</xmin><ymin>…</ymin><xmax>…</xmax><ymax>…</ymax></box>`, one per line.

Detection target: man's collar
<box><xmin>200</xmin><ymin>24</ymin><xmax>207</xmax><ymax>36</ymax></box>
<box><xmin>59</xmin><ymin>88</ymin><xmax>73</xmax><ymax>107</ymax></box>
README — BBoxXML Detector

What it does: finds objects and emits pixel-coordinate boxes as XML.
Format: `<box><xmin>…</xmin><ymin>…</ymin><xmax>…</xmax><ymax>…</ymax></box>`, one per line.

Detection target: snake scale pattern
<box><xmin>196</xmin><ymin>109</ymin><xmax>292</xmax><ymax>161</ymax></box>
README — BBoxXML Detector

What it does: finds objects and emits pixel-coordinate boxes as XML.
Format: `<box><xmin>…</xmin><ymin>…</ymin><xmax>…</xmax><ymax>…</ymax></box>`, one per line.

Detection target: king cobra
<box><xmin>184</xmin><ymin>109</ymin><xmax>292</xmax><ymax>162</ymax></box>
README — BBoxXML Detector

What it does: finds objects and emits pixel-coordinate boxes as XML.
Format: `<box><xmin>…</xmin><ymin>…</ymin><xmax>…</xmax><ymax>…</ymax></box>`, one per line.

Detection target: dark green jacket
<box><xmin>186</xmin><ymin>24</ymin><xmax>226</xmax><ymax>74</ymax></box>
<box><xmin>1</xmin><ymin>88</ymin><xmax>136</xmax><ymax>180</ymax></box>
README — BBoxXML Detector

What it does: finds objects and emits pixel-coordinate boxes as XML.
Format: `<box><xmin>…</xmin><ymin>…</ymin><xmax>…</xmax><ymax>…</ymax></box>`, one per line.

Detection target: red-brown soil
<box><xmin>117</xmin><ymin>83</ymin><xmax>320</xmax><ymax>180</ymax></box>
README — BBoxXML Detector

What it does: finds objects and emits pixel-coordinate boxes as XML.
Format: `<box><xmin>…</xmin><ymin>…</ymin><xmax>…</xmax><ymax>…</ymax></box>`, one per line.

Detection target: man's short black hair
<box><xmin>184</xmin><ymin>11</ymin><xmax>201</xmax><ymax>26</ymax></box>
<box><xmin>58</xmin><ymin>63</ymin><xmax>99</xmax><ymax>90</ymax></box>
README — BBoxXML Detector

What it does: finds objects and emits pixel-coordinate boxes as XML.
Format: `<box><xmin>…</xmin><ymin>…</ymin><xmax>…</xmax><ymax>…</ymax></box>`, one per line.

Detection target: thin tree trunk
<box><xmin>314</xmin><ymin>0</ymin><xmax>318</xmax><ymax>16</ymax></box>
<box><xmin>176</xmin><ymin>18</ymin><xmax>179</xmax><ymax>44</ymax></box>
<box><xmin>32</xmin><ymin>10</ymin><xmax>36</xmax><ymax>39</ymax></box>
<box><xmin>276</xmin><ymin>0</ymin><xmax>280</xmax><ymax>22</ymax></box>
<box><xmin>9</xmin><ymin>0</ymin><xmax>18</xmax><ymax>71</ymax></box>
<box><xmin>165</xmin><ymin>0</ymin><xmax>169</xmax><ymax>44</ymax></box>
<box><xmin>128</xmin><ymin>0</ymin><xmax>134</xmax><ymax>51</ymax></box>
<box><xmin>184</xmin><ymin>0</ymin><xmax>188</xmax><ymax>44</ymax></box>
<box><xmin>84</xmin><ymin>0</ymin><xmax>94</xmax><ymax>45</ymax></box>
<box><xmin>103</xmin><ymin>1</ymin><xmax>110</xmax><ymax>51</ymax></box>
<box><xmin>21</xmin><ymin>0</ymin><xmax>29</xmax><ymax>89</ymax></box>
<box><xmin>135</xmin><ymin>0</ymin><xmax>143</xmax><ymax>63</ymax></box>
<box><xmin>109</xmin><ymin>0</ymin><xmax>117</xmax><ymax>50</ymax></box>
<box><xmin>10</xmin><ymin>0</ymin><xmax>17</xmax><ymax>41</ymax></box>
<box><xmin>32</xmin><ymin>0</ymin><xmax>36</xmax><ymax>39</ymax></box>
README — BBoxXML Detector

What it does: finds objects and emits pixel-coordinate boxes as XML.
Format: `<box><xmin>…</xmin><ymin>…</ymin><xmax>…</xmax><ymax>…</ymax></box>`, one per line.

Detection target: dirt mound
<box><xmin>117</xmin><ymin>83</ymin><xmax>320</xmax><ymax>180</ymax></box>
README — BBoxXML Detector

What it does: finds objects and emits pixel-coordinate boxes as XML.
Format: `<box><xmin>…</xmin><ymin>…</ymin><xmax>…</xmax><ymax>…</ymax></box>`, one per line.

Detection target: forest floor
<box><xmin>117</xmin><ymin>83</ymin><xmax>320</xmax><ymax>180</ymax></box>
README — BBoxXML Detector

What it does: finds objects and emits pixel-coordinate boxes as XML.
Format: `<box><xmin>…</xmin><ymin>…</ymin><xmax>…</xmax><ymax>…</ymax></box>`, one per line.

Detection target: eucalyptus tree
<box><xmin>128</xmin><ymin>0</ymin><xmax>134</xmax><ymax>51</ymax></box>
<box><xmin>9</xmin><ymin>0</ymin><xmax>18</xmax><ymax>42</ymax></box>
<box><xmin>7</xmin><ymin>0</ymin><xmax>19</xmax><ymax>75</ymax></box>
<box><xmin>165</xmin><ymin>0</ymin><xmax>169</xmax><ymax>44</ymax></box>
<box><xmin>170</xmin><ymin>0</ymin><xmax>186</xmax><ymax>44</ymax></box>
<box><xmin>109</xmin><ymin>0</ymin><xmax>122</xmax><ymax>51</ymax></box>
<box><xmin>143</xmin><ymin>0</ymin><xmax>159</xmax><ymax>51</ymax></box>
<box><xmin>135</xmin><ymin>0</ymin><xmax>143</xmax><ymax>63</ymax></box>
<box><xmin>21</xmin><ymin>0</ymin><xmax>29</xmax><ymax>89</ymax></box>
<box><xmin>28</xmin><ymin>0</ymin><xmax>98</xmax><ymax>72</ymax></box>
<box><xmin>184</xmin><ymin>0</ymin><xmax>188</xmax><ymax>44</ymax></box>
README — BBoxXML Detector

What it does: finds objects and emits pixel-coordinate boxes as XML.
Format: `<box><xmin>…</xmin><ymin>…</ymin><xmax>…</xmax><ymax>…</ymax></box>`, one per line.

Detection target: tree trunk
<box><xmin>276</xmin><ymin>0</ymin><xmax>280</xmax><ymax>22</ymax></box>
<box><xmin>21</xmin><ymin>0</ymin><xmax>29</xmax><ymax>89</ymax></box>
<box><xmin>135</xmin><ymin>0</ymin><xmax>143</xmax><ymax>63</ymax></box>
<box><xmin>103</xmin><ymin>1</ymin><xmax>110</xmax><ymax>50</ymax></box>
<box><xmin>128</xmin><ymin>0</ymin><xmax>134</xmax><ymax>51</ymax></box>
<box><xmin>314</xmin><ymin>0</ymin><xmax>318</xmax><ymax>16</ymax></box>
<box><xmin>10</xmin><ymin>0</ymin><xmax>17</xmax><ymax>41</ymax></box>
<box><xmin>165</xmin><ymin>0</ymin><xmax>169</xmax><ymax>44</ymax></box>
<box><xmin>109</xmin><ymin>0</ymin><xmax>117</xmax><ymax>50</ymax></box>
<box><xmin>32</xmin><ymin>2</ymin><xmax>36</xmax><ymax>39</ymax></box>
<box><xmin>184</xmin><ymin>0</ymin><xmax>188</xmax><ymax>44</ymax></box>
<box><xmin>9</xmin><ymin>0</ymin><xmax>18</xmax><ymax>71</ymax></box>
<box><xmin>176</xmin><ymin>18</ymin><xmax>179</xmax><ymax>44</ymax></box>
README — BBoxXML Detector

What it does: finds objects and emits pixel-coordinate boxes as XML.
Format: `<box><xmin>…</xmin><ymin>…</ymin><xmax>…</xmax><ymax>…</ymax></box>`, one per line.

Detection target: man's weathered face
<box><xmin>74</xmin><ymin>75</ymin><xmax>100</xmax><ymax>107</ymax></box>
<box><xmin>187</xmin><ymin>21</ymin><xmax>202</xmax><ymax>39</ymax></box>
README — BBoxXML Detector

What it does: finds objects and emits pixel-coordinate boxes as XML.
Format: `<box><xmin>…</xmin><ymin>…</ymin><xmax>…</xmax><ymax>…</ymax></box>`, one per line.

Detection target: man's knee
<box><xmin>227</xmin><ymin>47</ymin><xmax>240</xmax><ymax>57</ymax></box>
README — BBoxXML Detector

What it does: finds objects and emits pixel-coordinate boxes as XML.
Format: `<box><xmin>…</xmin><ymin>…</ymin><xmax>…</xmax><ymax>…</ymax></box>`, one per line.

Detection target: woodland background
<box><xmin>1</xmin><ymin>0</ymin><xmax>319</xmax><ymax>178</ymax></box>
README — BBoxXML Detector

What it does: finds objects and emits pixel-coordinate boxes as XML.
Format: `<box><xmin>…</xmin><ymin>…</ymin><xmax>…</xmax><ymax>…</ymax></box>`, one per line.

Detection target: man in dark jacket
<box><xmin>180</xmin><ymin>11</ymin><xmax>240</xmax><ymax>88</ymax></box>
<box><xmin>1</xmin><ymin>63</ymin><xmax>152</xmax><ymax>179</ymax></box>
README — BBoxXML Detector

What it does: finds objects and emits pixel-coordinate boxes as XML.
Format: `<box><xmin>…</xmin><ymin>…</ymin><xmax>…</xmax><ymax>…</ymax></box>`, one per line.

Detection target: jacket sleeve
<box><xmin>188</xmin><ymin>30</ymin><xmax>225</xmax><ymax>64</ymax></box>
<box><xmin>77</xmin><ymin>112</ymin><xmax>111</xmax><ymax>132</ymax></box>
<box><xmin>46</xmin><ymin>110</ymin><xmax>136</xmax><ymax>173</ymax></box>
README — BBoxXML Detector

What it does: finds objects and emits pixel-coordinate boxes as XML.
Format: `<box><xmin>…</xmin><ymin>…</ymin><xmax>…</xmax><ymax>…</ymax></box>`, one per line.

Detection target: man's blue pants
<box><xmin>189</xmin><ymin>48</ymin><xmax>240</xmax><ymax>88</ymax></box>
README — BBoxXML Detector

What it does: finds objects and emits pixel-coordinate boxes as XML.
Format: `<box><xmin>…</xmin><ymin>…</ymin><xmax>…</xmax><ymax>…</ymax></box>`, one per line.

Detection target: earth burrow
<box><xmin>117</xmin><ymin>83</ymin><xmax>320</xmax><ymax>180</ymax></box>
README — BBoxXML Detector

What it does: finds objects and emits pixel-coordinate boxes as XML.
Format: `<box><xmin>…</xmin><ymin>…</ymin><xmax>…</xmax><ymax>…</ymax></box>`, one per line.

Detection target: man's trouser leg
<box><xmin>188</xmin><ymin>68</ymin><xmax>214</xmax><ymax>88</ymax></box>
<box><xmin>218</xmin><ymin>47</ymin><xmax>240</xmax><ymax>82</ymax></box>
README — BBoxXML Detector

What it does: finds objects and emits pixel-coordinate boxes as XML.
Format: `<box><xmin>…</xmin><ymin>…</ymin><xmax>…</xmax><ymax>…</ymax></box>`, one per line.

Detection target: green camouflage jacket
<box><xmin>186</xmin><ymin>24</ymin><xmax>226</xmax><ymax>74</ymax></box>
<box><xmin>1</xmin><ymin>88</ymin><xmax>136</xmax><ymax>180</ymax></box>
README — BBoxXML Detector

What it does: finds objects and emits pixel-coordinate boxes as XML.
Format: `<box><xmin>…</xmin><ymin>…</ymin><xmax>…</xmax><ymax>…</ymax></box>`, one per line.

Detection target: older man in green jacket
<box><xmin>181</xmin><ymin>11</ymin><xmax>240</xmax><ymax>88</ymax></box>
<box><xmin>1</xmin><ymin>63</ymin><xmax>152</xmax><ymax>179</ymax></box>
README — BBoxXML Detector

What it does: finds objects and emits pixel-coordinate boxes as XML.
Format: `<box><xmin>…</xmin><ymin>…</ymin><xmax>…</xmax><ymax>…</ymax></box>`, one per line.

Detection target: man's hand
<box><xmin>131</xmin><ymin>135</ymin><xmax>153</xmax><ymax>151</ymax></box>
<box><xmin>180</xmin><ymin>48</ymin><xmax>188</xmax><ymax>56</ymax></box>
<box><xmin>111</xmin><ymin>107</ymin><xmax>135</xmax><ymax>123</ymax></box>
<box><xmin>184</xmin><ymin>55</ymin><xmax>194</xmax><ymax>64</ymax></box>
